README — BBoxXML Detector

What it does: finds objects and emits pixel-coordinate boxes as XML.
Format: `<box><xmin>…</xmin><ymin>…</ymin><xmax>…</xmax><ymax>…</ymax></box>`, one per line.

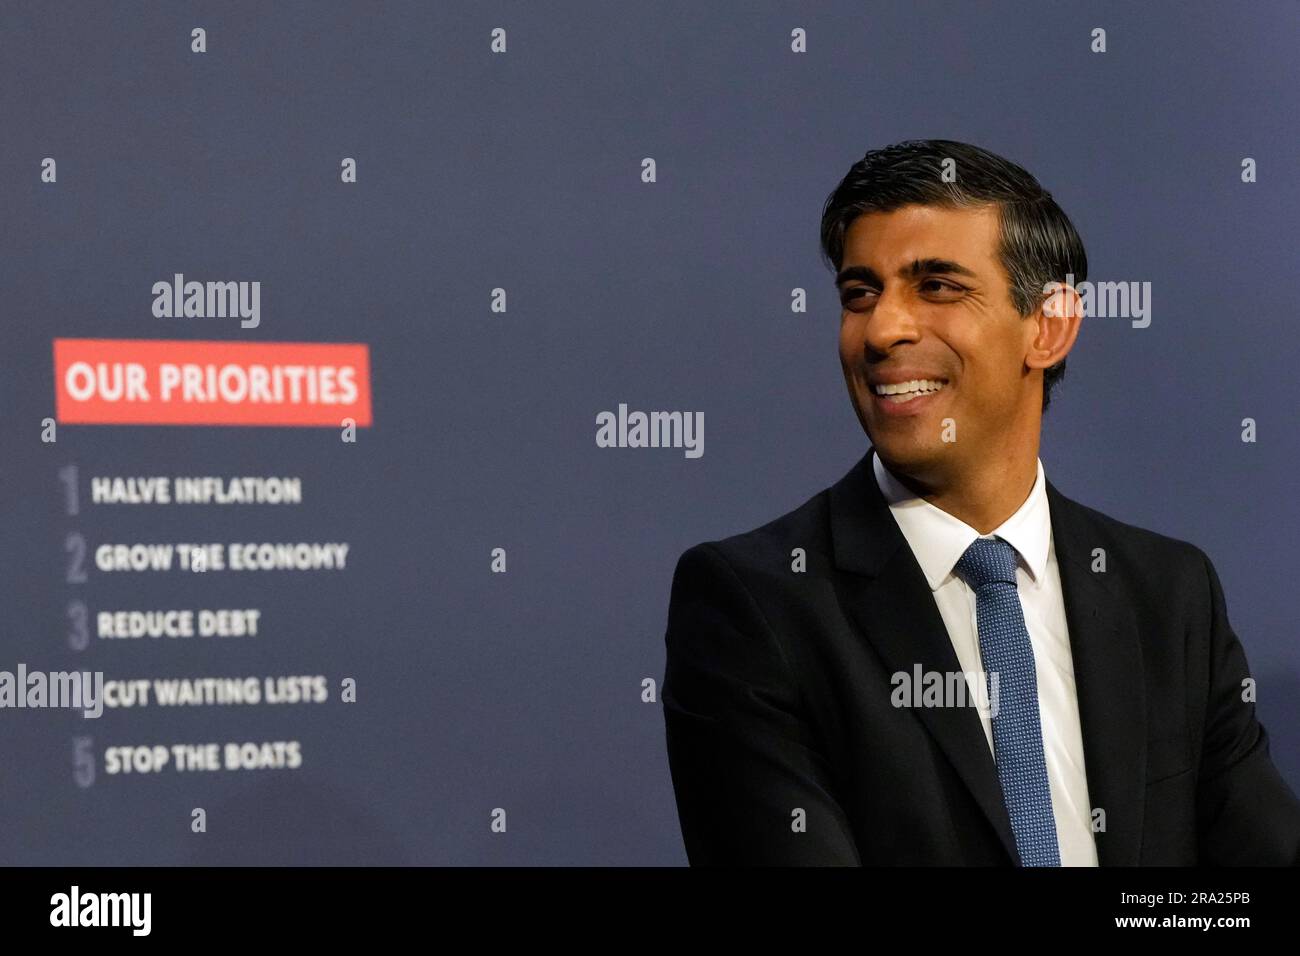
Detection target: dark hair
<box><xmin>819</xmin><ymin>139</ymin><xmax>1087</xmax><ymax>412</ymax></box>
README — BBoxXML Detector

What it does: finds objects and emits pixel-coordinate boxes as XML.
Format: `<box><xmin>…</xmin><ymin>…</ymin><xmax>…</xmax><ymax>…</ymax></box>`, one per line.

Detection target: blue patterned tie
<box><xmin>955</xmin><ymin>536</ymin><xmax>1061</xmax><ymax>867</ymax></box>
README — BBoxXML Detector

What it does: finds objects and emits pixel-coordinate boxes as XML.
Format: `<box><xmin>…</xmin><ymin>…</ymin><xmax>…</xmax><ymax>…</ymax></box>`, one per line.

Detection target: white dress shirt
<box><xmin>871</xmin><ymin>450</ymin><xmax>1098</xmax><ymax>866</ymax></box>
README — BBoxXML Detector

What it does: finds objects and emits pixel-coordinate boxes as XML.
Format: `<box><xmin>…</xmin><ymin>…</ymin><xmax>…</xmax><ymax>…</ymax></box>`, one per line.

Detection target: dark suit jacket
<box><xmin>662</xmin><ymin>447</ymin><xmax>1300</xmax><ymax>865</ymax></box>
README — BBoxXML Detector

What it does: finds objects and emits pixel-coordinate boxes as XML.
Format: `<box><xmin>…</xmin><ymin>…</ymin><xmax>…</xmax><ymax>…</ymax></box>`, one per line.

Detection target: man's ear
<box><xmin>1027</xmin><ymin>282</ymin><xmax>1083</xmax><ymax>372</ymax></box>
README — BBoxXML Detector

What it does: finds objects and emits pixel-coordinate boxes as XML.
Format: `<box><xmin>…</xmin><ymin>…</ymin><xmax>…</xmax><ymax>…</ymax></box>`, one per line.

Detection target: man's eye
<box><xmin>921</xmin><ymin>279</ymin><xmax>964</xmax><ymax>295</ymax></box>
<box><xmin>842</xmin><ymin>288</ymin><xmax>879</xmax><ymax>306</ymax></box>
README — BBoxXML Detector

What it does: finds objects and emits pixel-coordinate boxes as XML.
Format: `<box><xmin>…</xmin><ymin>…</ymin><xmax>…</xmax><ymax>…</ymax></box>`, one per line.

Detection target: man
<box><xmin>661</xmin><ymin>140</ymin><xmax>1300</xmax><ymax>866</ymax></box>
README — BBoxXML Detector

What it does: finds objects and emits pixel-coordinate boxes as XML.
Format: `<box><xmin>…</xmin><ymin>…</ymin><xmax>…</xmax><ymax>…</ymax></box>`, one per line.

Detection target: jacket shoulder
<box><xmin>673</xmin><ymin>484</ymin><xmax>833</xmax><ymax>582</ymax></box>
<box><xmin>1050</xmin><ymin>484</ymin><xmax>1212</xmax><ymax>573</ymax></box>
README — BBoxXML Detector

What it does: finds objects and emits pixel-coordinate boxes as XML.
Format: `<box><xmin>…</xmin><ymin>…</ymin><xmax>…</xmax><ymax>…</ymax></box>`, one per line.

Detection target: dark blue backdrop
<box><xmin>1</xmin><ymin>0</ymin><xmax>1295</xmax><ymax>864</ymax></box>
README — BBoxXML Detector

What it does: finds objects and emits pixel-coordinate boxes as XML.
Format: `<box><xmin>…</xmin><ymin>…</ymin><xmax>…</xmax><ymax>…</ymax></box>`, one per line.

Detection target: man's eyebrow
<box><xmin>834</xmin><ymin>264</ymin><xmax>881</xmax><ymax>289</ymax></box>
<box><xmin>902</xmin><ymin>257</ymin><xmax>978</xmax><ymax>279</ymax></box>
<box><xmin>835</xmin><ymin>258</ymin><xmax>978</xmax><ymax>288</ymax></box>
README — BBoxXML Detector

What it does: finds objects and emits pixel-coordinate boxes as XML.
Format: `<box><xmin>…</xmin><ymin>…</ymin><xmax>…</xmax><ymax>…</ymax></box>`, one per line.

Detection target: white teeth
<box><xmin>873</xmin><ymin>379</ymin><xmax>946</xmax><ymax>396</ymax></box>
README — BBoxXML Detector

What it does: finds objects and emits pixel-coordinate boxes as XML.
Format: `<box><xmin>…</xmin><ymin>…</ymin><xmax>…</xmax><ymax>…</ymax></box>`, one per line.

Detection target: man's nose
<box><xmin>862</xmin><ymin>287</ymin><xmax>921</xmax><ymax>355</ymax></box>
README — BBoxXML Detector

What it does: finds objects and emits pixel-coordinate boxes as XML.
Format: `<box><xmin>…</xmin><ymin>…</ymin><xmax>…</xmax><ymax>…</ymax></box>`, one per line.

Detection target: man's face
<box><xmin>836</xmin><ymin>203</ymin><xmax>1042</xmax><ymax>484</ymax></box>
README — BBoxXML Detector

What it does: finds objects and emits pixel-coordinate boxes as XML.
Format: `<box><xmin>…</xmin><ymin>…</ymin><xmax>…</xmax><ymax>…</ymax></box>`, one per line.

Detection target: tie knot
<box><xmin>955</xmin><ymin>536</ymin><xmax>1019</xmax><ymax>589</ymax></box>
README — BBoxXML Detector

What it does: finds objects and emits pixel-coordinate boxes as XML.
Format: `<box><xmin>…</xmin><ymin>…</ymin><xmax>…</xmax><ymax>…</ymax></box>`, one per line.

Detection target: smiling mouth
<box><xmin>871</xmin><ymin>378</ymin><xmax>948</xmax><ymax>404</ymax></box>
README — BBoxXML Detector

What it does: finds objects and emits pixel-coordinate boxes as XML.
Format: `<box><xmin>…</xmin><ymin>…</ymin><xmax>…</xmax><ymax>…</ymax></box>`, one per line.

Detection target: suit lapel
<box><xmin>1045</xmin><ymin>481</ymin><xmax>1146</xmax><ymax>866</ymax></box>
<box><xmin>827</xmin><ymin>447</ymin><xmax>1147</xmax><ymax>866</ymax></box>
<box><xmin>828</xmin><ymin>448</ymin><xmax>1020</xmax><ymax>863</ymax></box>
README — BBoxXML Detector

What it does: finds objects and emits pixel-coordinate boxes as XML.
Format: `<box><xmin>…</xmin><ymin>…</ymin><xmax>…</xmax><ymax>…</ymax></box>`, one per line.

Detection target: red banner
<box><xmin>53</xmin><ymin>338</ymin><xmax>373</xmax><ymax>426</ymax></box>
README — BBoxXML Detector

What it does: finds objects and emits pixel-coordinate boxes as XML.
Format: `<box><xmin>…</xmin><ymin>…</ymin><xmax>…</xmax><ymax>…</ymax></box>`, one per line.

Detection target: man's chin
<box><xmin>866</xmin><ymin>433</ymin><xmax>946</xmax><ymax>479</ymax></box>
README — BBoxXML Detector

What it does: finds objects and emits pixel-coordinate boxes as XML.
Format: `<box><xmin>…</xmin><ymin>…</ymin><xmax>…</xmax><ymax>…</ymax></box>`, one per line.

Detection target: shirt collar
<box><xmin>870</xmin><ymin>448</ymin><xmax>1051</xmax><ymax>591</ymax></box>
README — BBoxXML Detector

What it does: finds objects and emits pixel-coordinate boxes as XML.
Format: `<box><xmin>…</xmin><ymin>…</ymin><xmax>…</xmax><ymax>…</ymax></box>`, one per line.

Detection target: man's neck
<box><xmin>888</xmin><ymin>449</ymin><xmax>1039</xmax><ymax>535</ymax></box>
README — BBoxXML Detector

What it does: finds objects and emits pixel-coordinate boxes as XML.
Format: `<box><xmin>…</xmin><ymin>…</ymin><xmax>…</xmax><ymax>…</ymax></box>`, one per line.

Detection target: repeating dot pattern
<box><xmin>955</xmin><ymin>535</ymin><xmax>1062</xmax><ymax>867</ymax></box>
